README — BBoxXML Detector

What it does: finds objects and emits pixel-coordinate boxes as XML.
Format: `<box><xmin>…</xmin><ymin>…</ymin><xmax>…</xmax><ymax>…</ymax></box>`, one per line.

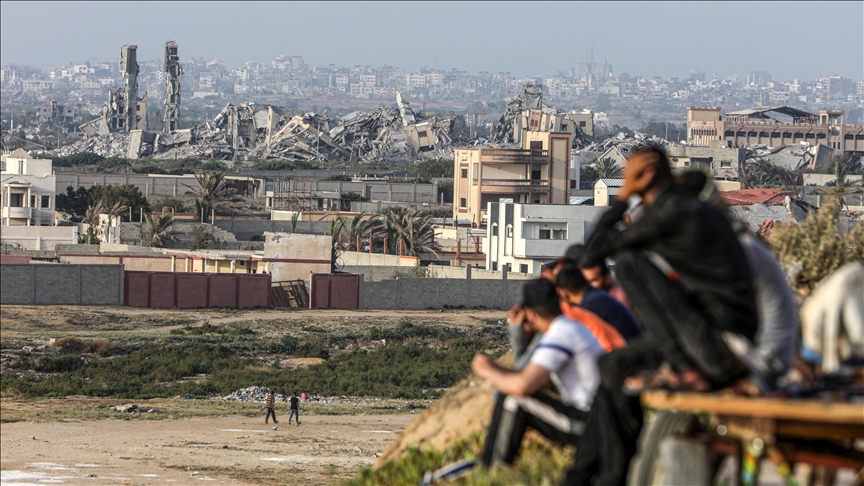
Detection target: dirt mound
<box><xmin>373</xmin><ymin>353</ymin><xmax>513</xmax><ymax>467</ymax></box>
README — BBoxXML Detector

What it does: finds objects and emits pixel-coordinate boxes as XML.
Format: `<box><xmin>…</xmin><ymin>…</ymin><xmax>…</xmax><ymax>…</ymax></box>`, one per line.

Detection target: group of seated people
<box><xmin>469</xmin><ymin>145</ymin><xmax>816</xmax><ymax>485</ymax></box>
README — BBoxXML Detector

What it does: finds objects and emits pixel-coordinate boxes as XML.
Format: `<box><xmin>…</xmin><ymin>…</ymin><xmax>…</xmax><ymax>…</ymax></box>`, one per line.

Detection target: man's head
<box><xmin>540</xmin><ymin>258</ymin><xmax>567</xmax><ymax>283</ymax></box>
<box><xmin>564</xmin><ymin>243</ymin><xmax>613</xmax><ymax>291</ymax></box>
<box><xmin>520</xmin><ymin>278</ymin><xmax>562</xmax><ymax>333</ymax></box>
<box><xmin>556</xmin><ymin>263</ymin><xmax>591</xmax><ymax>306</ymax></box>
<box><xmin>620</xmin><ymin>145</ymin><xmax>674</xmax><ymax>204</ymax></box>
<box><xmin>293</xmin><ymin>391</ymin><xmax>297</xmax><ymax>397</ymax></box>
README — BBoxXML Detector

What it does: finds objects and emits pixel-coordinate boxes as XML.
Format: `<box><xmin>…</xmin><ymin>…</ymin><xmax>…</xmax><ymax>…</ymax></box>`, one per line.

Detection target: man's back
<box><xmin>584</xmin><ymin>187</ymin><xmax>757</xmax><ymax>339</ymax></box>
<box><xmin>580</xmin><ymin>286</ymin><xmax>642</xmax><ymax>342</ymax></box>
<box><xmin>290</xmin><ymin>396</ymin><xmax>299</xmax><ymax>410</ymax></box>
<box><xmin>530</xmin><ymin>315</ymin><xmax>606</xmax><ymax>411</ymax></box>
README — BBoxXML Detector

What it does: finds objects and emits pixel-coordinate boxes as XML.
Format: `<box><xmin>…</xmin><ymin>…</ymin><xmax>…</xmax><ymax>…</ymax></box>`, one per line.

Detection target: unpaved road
<box><xmin>1</xmin><ymin>413</ymin><xmax>414</xmax><ymax>485</ymax></box>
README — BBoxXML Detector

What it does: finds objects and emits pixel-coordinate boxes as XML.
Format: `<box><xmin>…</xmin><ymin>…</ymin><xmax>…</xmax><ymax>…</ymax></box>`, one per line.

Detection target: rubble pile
<box><xmin>491</xmin><ymin>83</ymin><xmax>592</xmax><ymax>149</ymax></box>
<box><xmin>220</xmin><ymin>386</ymin><xmax>288</xmax><ymax>403</ymax></box>
<box><xmin>56</xmin><ymin>92</ymin><xmax>464</xmax><ymax>163</ymax></box>
<box><xmin>579</xmin><ymin>130</ymin><xmax>672</xmax><ymax>154</ymax></box>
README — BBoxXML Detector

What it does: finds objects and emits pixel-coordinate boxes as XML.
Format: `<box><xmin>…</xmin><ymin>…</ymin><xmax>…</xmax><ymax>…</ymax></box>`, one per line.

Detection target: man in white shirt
<box><xmin>472</xmin><ymin>278</ymin><xmax>606</xmax><ymax>468</ymax></box>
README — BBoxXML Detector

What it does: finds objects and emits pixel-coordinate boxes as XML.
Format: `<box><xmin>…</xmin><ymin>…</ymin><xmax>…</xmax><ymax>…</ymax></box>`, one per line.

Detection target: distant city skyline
<box><xmin>1</xmin><ymin>1</ymin><xmax>861</xmax><ymax>82</ymax></box>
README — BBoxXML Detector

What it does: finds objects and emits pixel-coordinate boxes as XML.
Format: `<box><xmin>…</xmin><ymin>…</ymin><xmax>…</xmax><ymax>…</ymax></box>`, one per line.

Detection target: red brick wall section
<box><xmin>238</xmin><ymin>276</ymin><xmax>270</xmax><ymax>308</ymax></box>
<box><xmin>125</xmin><ymin>273</ymin><xmax>150</xmax><ymax>307</ymax></box>
<box><xmin>176</xmin><ymin>275</ymin><xmax>209</xmax><ymax>309</ymax></box>
<box><xmin>0</xmin><ymin>255</ymin><xmax>31</xmax><ymax>264</ymax></box>
<box><xmin>209</xmin><ymin>276</ymin><xmax>238</xmax><ymax>308</ymax></box>
<box><xmin>125</xmin><ymin>271</ymin><xmax>271</xmax><ymax>308</ymax></box>
<box><xmin>311</xmin><ymin>274</ymin><xmax>359</xmax><ymax>309</ymax></box>
<box><xmin>150</xmin><ymin>274</ymin><xmax>177</xmax><ymax>309</ymax></box>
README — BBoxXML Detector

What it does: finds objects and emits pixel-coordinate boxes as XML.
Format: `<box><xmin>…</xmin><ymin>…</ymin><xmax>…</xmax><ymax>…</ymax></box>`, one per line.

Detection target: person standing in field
<box><xmin>265</xmin><ymin>391</ymin><xmax>278</xmax><ymax>424</ymax></box>
<box><xmin>289</xmin><ymin>391</ymin><xmax>301</xmax><ymax>425</ymax></box>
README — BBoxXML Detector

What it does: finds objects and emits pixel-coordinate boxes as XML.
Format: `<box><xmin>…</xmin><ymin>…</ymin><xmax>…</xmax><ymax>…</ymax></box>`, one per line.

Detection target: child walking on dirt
<box><xmin>288</xmin><ymin>392</ymin><xmax>301</xmax><ymax>425</ymax></box>
<box><xmin>265</xmin><ymin>391</ymin><xmax>278</xmax><ymax>424</ymax></box>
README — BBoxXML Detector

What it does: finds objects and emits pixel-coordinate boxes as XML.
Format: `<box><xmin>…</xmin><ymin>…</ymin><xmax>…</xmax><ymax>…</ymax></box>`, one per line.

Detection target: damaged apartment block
<box><xmin>162</xmin><ymin>41</ymin><xmax>182</xmax><ymax>133</ymax></box>
<box><xmin>65</xmin><ymin>45</ymin><xmax>551</xmax><ymax>163</ymax></box>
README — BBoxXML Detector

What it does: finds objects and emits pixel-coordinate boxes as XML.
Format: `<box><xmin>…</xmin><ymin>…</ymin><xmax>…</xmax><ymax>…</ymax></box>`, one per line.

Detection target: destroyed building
<box><xmin>63</xmin><ymin>46</ymin><xmax>465</xmax><ymax>163</ymax></box>
<box><xmin>78</xmin><ymin>45</ymin><xmax>147</xmax><ymax>138</ymax></box>
<box><xmin>162</xmin><ymin>41</ymin><xmax>182</xmax><ymax>133</ymax></box>
<box><xmin>491</xmin><ymin>83</ymin><xmax>592</xmax><ymax>149</ymax></box>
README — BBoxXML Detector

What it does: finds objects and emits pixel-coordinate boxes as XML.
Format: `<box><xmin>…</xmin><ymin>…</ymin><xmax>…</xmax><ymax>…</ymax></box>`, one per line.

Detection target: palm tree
<box><xmin>831</xmin><ymin>159</ymin><xmax>857</xmax><ymax>212</ymax></box>
<box><xmin>778</xmin><ymin>167</ymin><xmax>804</xmax><ymax>196</ymax></box>
<box><xmin>594</xmin><ymin>157</ymin><xmax>623</xmax><ymax>179</ymax></box>
<box><xmin>341</xmin><ymin>212</ymin><xmax>383</xmax><ymax>252</ymax></box>
<box><xmin>101</xmin><ymin>199</ymin><xmax>128</xmax><ymax>243</ymax></box>
<box><xmin>377</xmin><ymin>206</ymin><xmax>441</xmax><ymax>257</ymax></box>
<box><xmin>184</xmin><ymin>172</ymin><xmax>235</xmax><ymax>223</ymax></box>
<box><xmin>188</xmin><ymin>225</ymin><xmax>215</xmax><ymax>250</ymax></box>
<box><xmin>82</xmin><ymin>201</ymin><xmax>105</xmax><ymax>244</ymax></box>
<box><xmin>141</xmin><ymin>213</ymin><xmax>177</xmax><ymax>248</ymax></box>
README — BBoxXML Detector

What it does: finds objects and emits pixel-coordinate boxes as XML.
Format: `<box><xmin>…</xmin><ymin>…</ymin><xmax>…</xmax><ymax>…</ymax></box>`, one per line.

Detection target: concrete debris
<box><xmin>60</xmin><ymin>92</ymin><xmax>463</xmax><ymax>162</ymax></box>
<box><xmin>220</xmin><ymin>386</ymin><xmax>288</xmax><ymax>403</ymax></box>
<box><xmin>491</xmin><ymin>83</ymin><xmax>592</xmax><ymax>149</ymax></box>
<box><xmin>578</xmin><ymin>130</ymin><xmax>671</xmax><ymax>155</ymax></box>
<box><xmin>114</xmin><ymin>403</ymin><xmax>155</xmax><ymax>413</ymax></box>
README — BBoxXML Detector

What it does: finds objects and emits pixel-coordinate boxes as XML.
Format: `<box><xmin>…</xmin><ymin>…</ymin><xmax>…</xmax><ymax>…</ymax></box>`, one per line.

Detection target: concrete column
<box><xmin>204</xmin><ymin>259</ymin><xmax>209</xmax><ymax>273</ymax></box>
<box><xmin>171</xmin><ymin>255</ymin><xmax>176</xmax><ymax>272</ymax></box>
<box><xmin>230</xmin><ymin>260</ymin><xmax>236</xmax><ymax>273</ymax></box>
<box><xmin>185</xmin><ymin>258</ymin><xmax>191</xmax><ymax>273</ymax></box>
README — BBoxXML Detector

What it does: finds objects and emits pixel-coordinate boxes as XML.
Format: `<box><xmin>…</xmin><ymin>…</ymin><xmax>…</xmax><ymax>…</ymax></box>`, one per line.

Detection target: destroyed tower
<box><xmin>79</xmin><ymin>44</ymin><xmax>146</xmax><ymax>136</ymax></box>
<box><xmin>162</xmin><ymin>41</ymin><xmax>182</xmax><ymax>132</ymax></box>
<box><xmin>120</xmin><ymin>45</ymin><xmax>142</xmax><ymax>131</ymax></box>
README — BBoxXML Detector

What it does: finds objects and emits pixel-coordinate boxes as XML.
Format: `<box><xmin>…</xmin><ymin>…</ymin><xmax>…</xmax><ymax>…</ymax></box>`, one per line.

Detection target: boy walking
<box><xmin>265</xmin><ymin>391</ymin><xmax>278</xmax><ymax>424</ymax></box>
<box><xmin>288</xmin><ymin>391</ymin><xmax>301</xmax><ymax>425</ymax></box>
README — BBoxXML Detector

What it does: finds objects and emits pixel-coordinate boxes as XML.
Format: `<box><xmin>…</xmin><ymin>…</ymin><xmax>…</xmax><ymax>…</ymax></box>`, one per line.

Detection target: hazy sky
<box><xmin>1</xmin><ymin>1</ymin><xmax>861</xmax><ymax>81</ymax></box>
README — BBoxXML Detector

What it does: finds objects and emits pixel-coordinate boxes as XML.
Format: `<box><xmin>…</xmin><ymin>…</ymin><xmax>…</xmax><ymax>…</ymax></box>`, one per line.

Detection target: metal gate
<box><xmin>310</xmin><ymin>273</ymin><xmax>360</xmax><ymax>309</ymax></box>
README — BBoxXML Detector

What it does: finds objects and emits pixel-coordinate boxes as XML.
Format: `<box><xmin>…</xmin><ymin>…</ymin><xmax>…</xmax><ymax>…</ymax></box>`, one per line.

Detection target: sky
<box><xmin>1</xmin><ymin>1</ymin><xmax>861</xmax><ymax>82</ymax></box>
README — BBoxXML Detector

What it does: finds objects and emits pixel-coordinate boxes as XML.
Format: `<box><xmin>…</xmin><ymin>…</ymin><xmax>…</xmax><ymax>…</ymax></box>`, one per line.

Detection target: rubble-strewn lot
<box><xmin>0</xmin><ymin>307</ymin><xmax>507</xmax><ymax>484</ymax></box>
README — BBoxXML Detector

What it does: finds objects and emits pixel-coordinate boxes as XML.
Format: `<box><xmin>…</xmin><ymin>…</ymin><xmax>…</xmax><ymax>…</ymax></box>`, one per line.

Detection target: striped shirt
<box><xmin>266</xmin><ymin>394</ymin><xmax>275</xmax><ymax>409</ymax></box>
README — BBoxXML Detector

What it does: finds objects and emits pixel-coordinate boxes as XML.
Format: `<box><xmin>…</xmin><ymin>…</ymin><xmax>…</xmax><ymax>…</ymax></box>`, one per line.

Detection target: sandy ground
<box><xmin>1</xmin><ymin>413</ymin><xmax>414</xmax><ymax>485</ymax></box>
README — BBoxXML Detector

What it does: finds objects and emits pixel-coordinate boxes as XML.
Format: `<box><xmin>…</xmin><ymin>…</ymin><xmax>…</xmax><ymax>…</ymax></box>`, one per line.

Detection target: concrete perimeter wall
<box><xmin>338</xmin><ymin>251</ymin><xmax>419</xmax><ymax>267</ymax></box>
<box><xmin>343</xmin><ymin>264</ymin><xmax>535</xmax><ymax>282</ymax></box>
<box><xmin>213</xmin><ymin>220</ymin><xmax>331</xmax><ymax>240</ymax></box>
<box><xmin>359</xmin><ymin>277</ymin><xmax>524</xmax><ymax>310</ymax></box>
<box><xmin>0</xmin><ymin>264</ymin><xmax>124</xmax><ymax>305</ymax></box>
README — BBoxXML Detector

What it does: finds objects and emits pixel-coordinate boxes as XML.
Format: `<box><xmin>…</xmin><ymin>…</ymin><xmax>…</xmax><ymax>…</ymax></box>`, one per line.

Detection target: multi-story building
<box><xmin>746</xmin><ymin>71</ymin><xmax>772</xmax><ymax>86</ymax></box>
<box><xmin>1</xmin><ymin>149</ymin><xmax>56</xmax><ymax>226</ymax></box>
<box><xmin>687</xmin><ymin>106</ymin><xmax>864</xmax><ymax>154</ymax></box>
<box><xmin>453</xmin><ymin>131</ymin><xmax>571</xmax><ymax>227</ymax></box>
<box><xmin>483</xmin><ymin>202</ymin><xmax>605</xmax><ymax>274</ymax></box>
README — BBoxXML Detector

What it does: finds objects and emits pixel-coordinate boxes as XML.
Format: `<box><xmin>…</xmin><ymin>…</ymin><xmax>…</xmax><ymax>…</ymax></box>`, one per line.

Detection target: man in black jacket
<box><xmin>565</xmin><ymin>145</ymin><xmax>759</xmax><ymax>486</ymax></box>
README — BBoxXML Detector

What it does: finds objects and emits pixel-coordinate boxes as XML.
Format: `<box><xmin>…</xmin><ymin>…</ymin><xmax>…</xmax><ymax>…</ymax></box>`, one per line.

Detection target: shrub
<box><xmin>52</xmin><ymin>337</ymin><xmax>116</xmax><ymax>356</ymax></box>
<box><xmin>768</xmin><ymin>198</ymin><xmax>864</xmax><ymax>292</ymax></box>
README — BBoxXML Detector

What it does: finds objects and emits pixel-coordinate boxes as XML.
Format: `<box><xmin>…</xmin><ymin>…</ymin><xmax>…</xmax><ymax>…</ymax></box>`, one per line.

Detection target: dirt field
<box><xmin>1</xmin><ymin>407</ymin><xmax>414</xmax><ymax>485</ymax></box>
<box><xmin>0</xmin><ymin>306</ymin><xmax>507</xmax><ymax>485</ymax></box>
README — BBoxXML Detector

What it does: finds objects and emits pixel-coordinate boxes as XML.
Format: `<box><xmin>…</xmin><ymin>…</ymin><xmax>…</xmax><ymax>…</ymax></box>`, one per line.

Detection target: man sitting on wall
<box><xmin>473</xmin><ymin>278</ymin><xmax>606</xmax><ymax>468</ymax></box>
<box><xmin>566</xmin><ymin>145</ymin><xmax>759</xmax><ymax>486</ymax></box>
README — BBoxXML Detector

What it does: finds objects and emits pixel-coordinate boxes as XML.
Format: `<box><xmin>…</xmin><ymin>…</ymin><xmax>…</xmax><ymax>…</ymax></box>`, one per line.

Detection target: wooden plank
<box><xmin>776</xmin><ymin>420</ymin><xmax>864</xmax><ymax>441</ymax></box>
<box><xmin>641</xmin><ymin>391</ymin><xmax>864</xmax><ymax>424</ymax></box>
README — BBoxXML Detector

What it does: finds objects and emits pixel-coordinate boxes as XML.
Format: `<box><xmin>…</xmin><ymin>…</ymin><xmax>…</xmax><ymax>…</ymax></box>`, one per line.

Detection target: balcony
<box><xmin>480</xmin><ymin>179</ymin><xmax>549</xmax><ymax>193</ymax></box>
<box><xmin>480</xmin><ymin>149</ymin><xmax>549</xmax><ymax>164</ymax></box>
<box><xmin>3</xmin><ymin>207</ymin><xmax>32</xmax><ymax>219</ymax></box>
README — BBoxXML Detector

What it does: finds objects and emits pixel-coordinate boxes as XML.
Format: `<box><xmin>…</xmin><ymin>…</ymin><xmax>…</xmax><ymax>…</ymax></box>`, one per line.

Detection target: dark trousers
<box><xmin>481</xmin><ymin>392</ymin><xmax>588</xmax><ymax>468</ymax></box>
<box><xmin>565</xmin><ymin>252</ymin><xmax>749</xmax><ymax>486</ymax></box>
<box><xmin>265</xmin><ymin>408</ymin><xmax>277</xmax><ymax>423</ymax></box>
<box><xmin>289</xmin><ymin>409</ymin><xmax>300</xmax><ymax>424</ymax></box>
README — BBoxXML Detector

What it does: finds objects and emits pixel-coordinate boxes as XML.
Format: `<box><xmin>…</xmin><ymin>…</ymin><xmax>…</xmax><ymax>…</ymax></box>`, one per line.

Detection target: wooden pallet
<box><xmin>270</xmin><ymin>280</ymin><xmax>309</xmax><ymax>308</ymax></box>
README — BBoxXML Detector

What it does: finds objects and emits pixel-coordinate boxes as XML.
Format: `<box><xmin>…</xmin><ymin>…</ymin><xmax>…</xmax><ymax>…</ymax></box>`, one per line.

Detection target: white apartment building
<box><xmin>1</xmin><ymin>149</ymin><xmax>57</xmax><ymax>226</ymax></box>
<box><xmin>483</xmin><ymin>202</ymin><xmax>605</xmax><ymax>274</ymax></box>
